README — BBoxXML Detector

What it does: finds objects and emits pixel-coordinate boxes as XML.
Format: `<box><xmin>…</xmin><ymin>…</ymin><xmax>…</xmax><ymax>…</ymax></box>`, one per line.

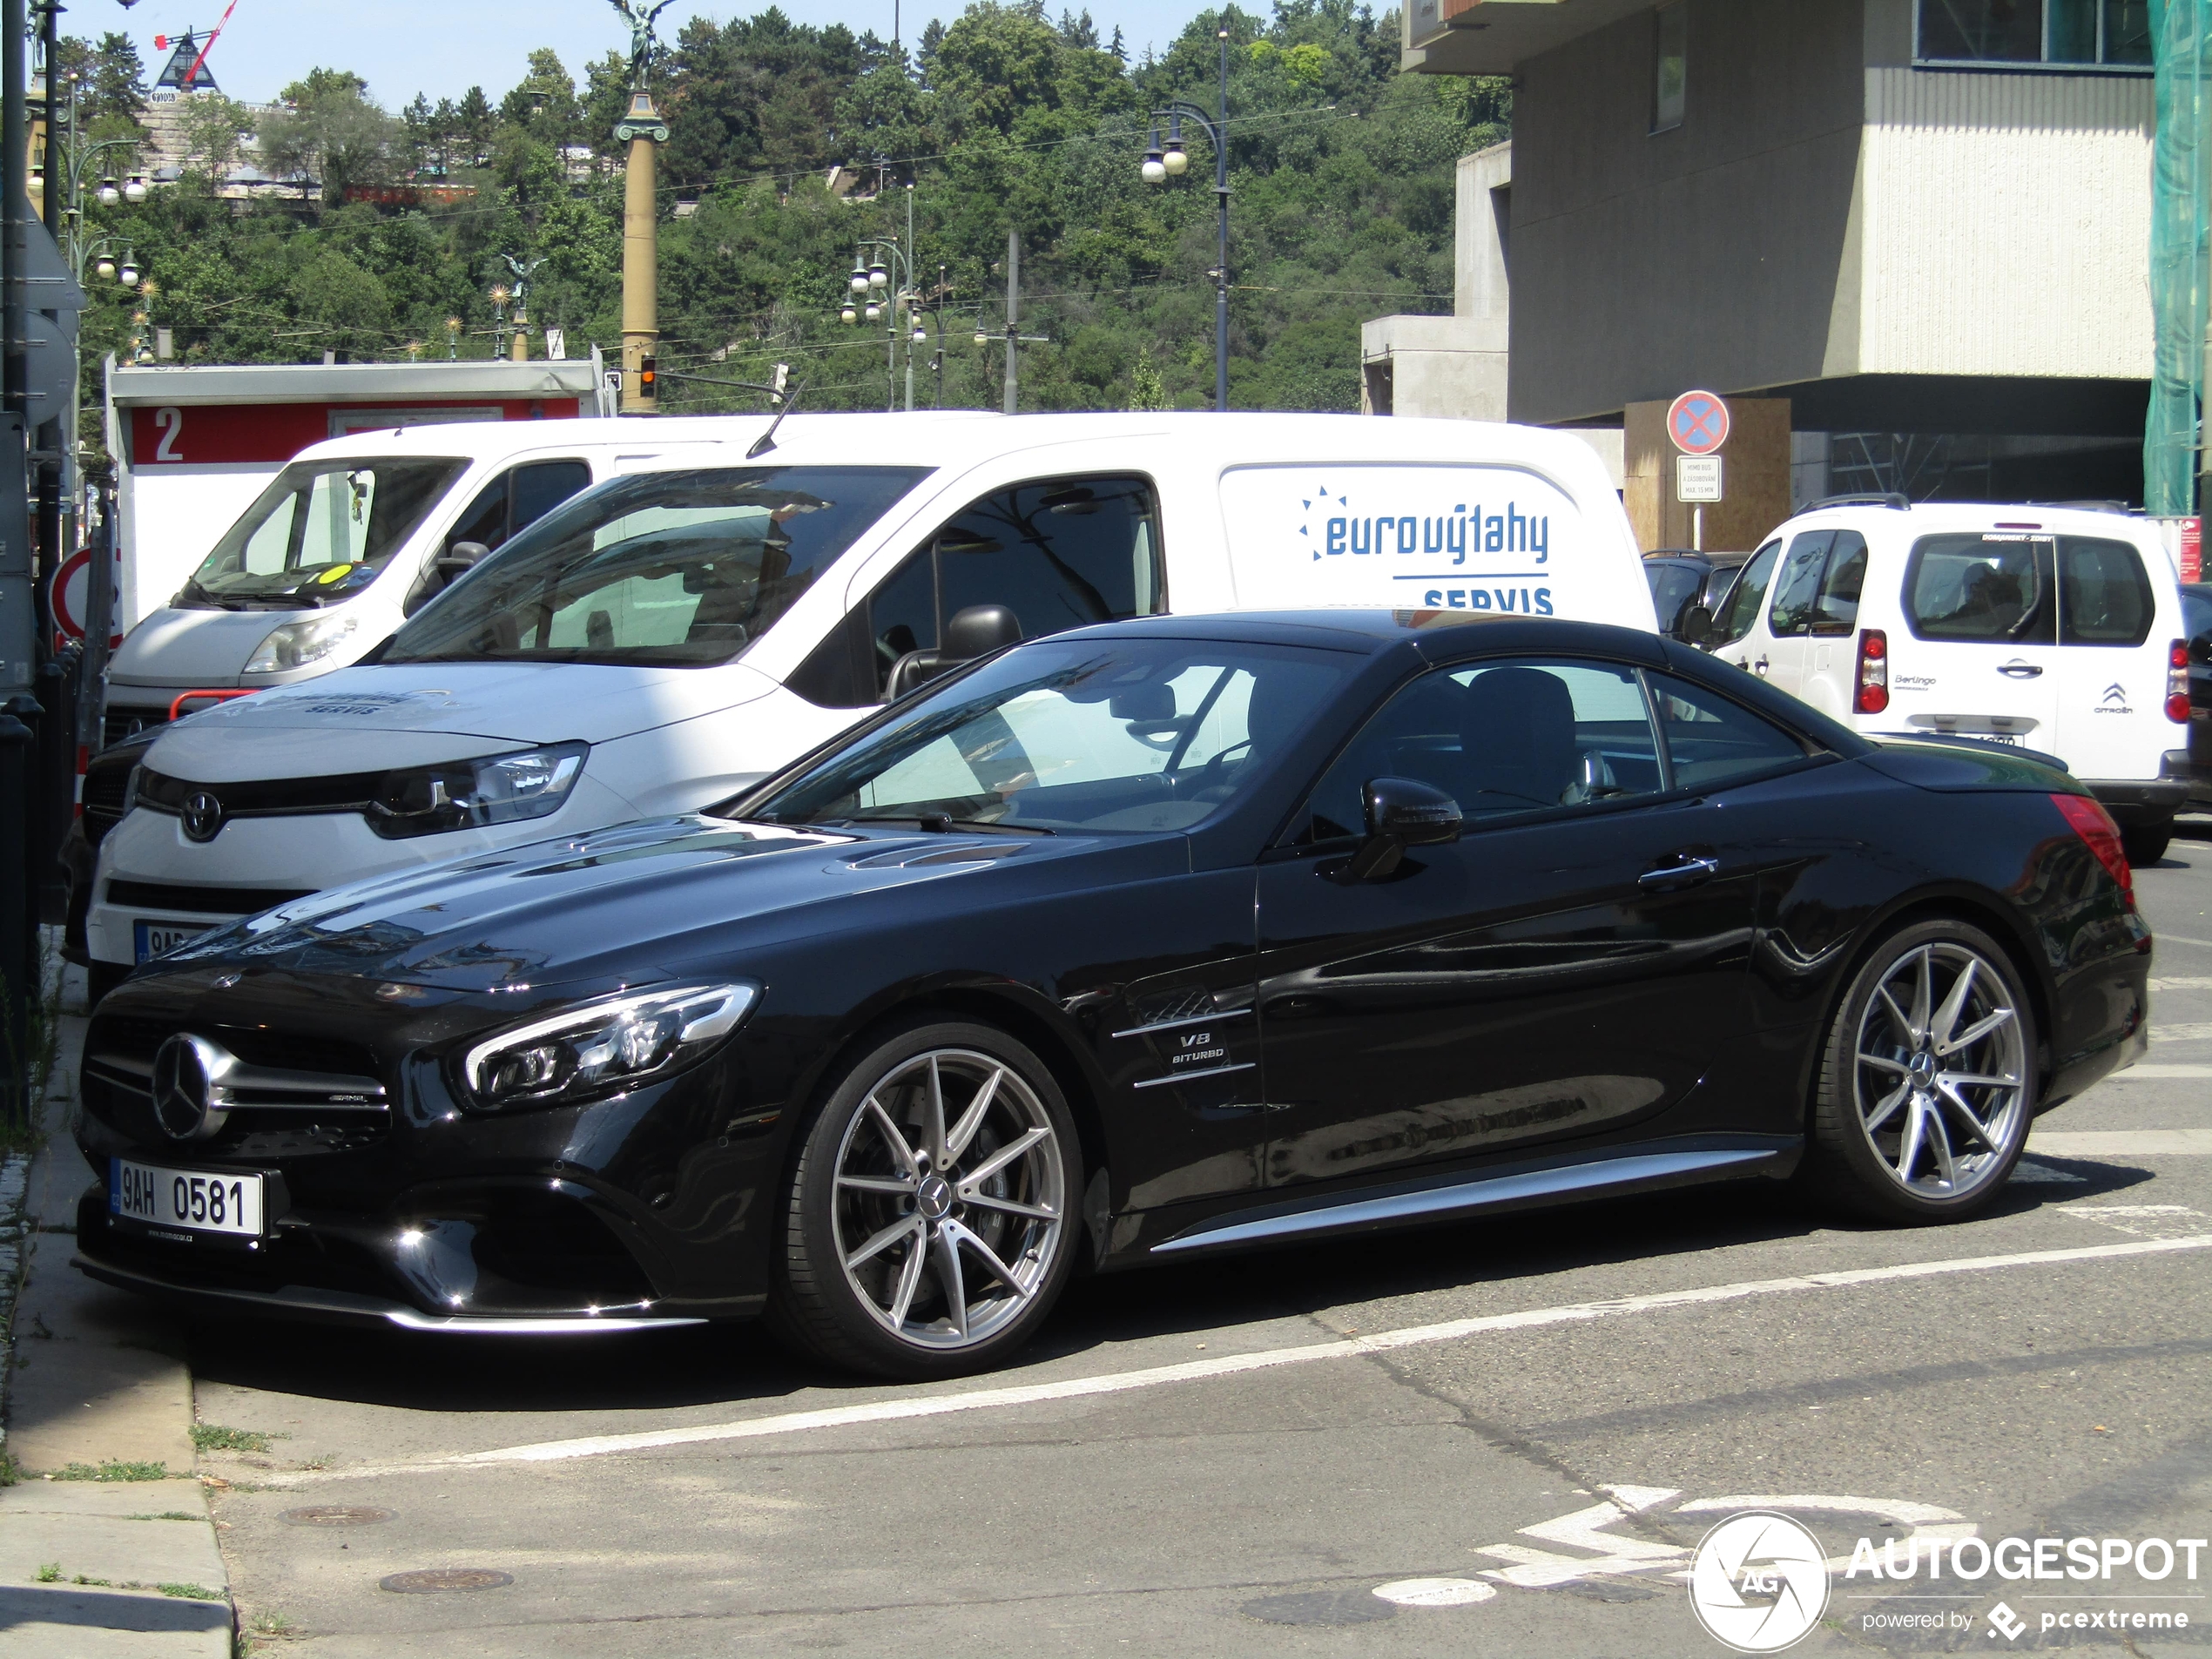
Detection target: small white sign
<box><xmin>544</xmin><ymin>328</ymin><xmax>567</xmax><ymax>361</ymax></box>
<box><xmin>1676</xmin><ymin>455</ymin><xmax>1723</xmax><ymax>503</ymax></box>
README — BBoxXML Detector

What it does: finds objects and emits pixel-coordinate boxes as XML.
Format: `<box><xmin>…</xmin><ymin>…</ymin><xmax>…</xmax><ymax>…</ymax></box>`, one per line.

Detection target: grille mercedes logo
<box><xmin>180</xmin><ymin>790</ymin><xmax>225</xmax><ymax>842</ymax></box>
<box><xmin>151</xmin><ymin>1034</ymin><xmax>225</xmax><ymax>1140</ymax></box>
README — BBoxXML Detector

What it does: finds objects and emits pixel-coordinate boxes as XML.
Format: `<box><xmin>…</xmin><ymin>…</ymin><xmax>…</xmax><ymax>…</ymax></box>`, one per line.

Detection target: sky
<box><xmin>105</xmin><ymin>0</ymin><xmax>1208</xmax><ymax>109</ymax></box>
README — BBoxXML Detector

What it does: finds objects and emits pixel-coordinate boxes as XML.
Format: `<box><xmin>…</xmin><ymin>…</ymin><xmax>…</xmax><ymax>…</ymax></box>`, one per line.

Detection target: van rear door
<box><xmin>1891</xmin><ymin>532</ymin><xmax>2060</xmax><ymax>759</ymax></box>
<box><xmin>2049</xmin><ymin>533</ymin><xmax>2167</xmax><ymax>780</ymax></box>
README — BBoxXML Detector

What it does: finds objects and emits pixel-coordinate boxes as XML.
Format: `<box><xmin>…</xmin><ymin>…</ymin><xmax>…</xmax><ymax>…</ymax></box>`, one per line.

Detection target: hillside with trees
<box><xmin>69</xmin><ymin>1</ymin><xmax>1506</xmax><ymax>425</ymax></box>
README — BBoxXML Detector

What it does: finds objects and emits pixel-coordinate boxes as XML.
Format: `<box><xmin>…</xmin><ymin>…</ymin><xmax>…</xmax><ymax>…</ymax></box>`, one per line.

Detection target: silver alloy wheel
<box><xmin>830</xmin><ymin>1048</ymin><xmax>1066</xmax><ymax>1351</ymax></box>
<box><xmin>1851</xmin><ymin>941</ymin><xmax>2027</xmax><ymax>1199</ymax></box>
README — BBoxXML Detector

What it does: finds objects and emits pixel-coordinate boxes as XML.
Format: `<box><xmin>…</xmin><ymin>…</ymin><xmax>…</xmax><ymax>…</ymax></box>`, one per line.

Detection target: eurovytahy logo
<box><xmin>1689</xmin><ymin>1511</ymin><xmax>1830</xmax><ymax>1653</ymax></box>
<box><xmin>1293</xmin><ymin>482</ymin><xmax>1555</xmax><ymax>616</ymax></box>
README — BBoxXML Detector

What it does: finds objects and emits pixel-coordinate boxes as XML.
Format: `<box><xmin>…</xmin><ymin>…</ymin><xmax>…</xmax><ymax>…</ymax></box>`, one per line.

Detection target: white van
<box><xmin>100</xmin><ymin>418</ymin><xmax>738</xmax><ymax>745</ymax></box>
<box><xmin>87</xmin><ymin>411</ymin><xmax>1651</xmax><ymax>989</ymax></box>
<box><xmin>1706</xmin><ymin>495</ymin><xmax>2193</xmax><ymax>862</ymax></box>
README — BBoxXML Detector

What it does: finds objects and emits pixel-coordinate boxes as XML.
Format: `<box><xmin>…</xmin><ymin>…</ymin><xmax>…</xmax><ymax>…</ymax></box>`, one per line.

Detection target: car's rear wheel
<box><xmin>1808</xmin><ymin>920</ymin><xmax>2036</xmax><ymax>1224</ymax></box>
<box><xmin>2121</xmin><ymin>820</ymin><xmax>2172</xmax><ymax>867</ymax></box>
<box><xmin>771</xmin><ymin>1019</ymin><xmax>1081</xmax><ymax>1379</ymax></box>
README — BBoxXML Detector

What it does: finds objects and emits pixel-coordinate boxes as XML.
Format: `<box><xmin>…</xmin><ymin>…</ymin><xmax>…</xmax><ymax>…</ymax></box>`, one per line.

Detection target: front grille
<box><xmin>135</xmin><ymin>766</ymin><xmax>384</xmax><ymax>819</ymax></box>
<box><xmin>105</xmin><ymin>880</ymin><xmax>316</xmax><ymax>916</ymax></box>
<box><xmin>91</xmin><ymin>1015</ymin><xmax>381</xmax><ymax>1080</ymax></box>
<box><xmin>103</xmin><ymin>707</ymin><xmax>169</xmax><ymax>748</ymax></box>
<box><xmin>84</xmin><ymin>1018</ymin><xmax>392</xmax><ymax>1154</ymax></box>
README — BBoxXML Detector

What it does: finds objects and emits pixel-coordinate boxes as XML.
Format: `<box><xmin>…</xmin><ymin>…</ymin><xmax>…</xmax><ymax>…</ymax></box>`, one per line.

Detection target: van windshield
<box><xmin>383</xmin><ymin>466</ymin><xmax>931</xmax><ymax>668</ymax></box>
<box><xmin>180</xmin><ymin>458</ymin><xmax>468</xmax><ymax>611</ymax></box>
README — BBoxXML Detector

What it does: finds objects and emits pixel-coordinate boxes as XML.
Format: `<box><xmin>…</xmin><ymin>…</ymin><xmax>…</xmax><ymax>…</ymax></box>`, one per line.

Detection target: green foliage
<box><xmin>49</xmin><ymin>1460</ymin><xmax>170</xmax><ymax>1482</ymax></box>
<box><xmin>67</xmin><ymin>2</ymin><xmax>1507</xmax><ymax>436</ymax></box>
<box><xmin>190</xmin><ymin>1424</ymin><xmax>272</xmax><ymax>1453</ymax></box>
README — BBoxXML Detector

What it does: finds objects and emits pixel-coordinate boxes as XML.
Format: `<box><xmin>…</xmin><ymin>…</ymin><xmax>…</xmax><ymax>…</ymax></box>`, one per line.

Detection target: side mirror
<box><xmin>942</xmin><ymin>604</ymin><xmax>1023</xmax><ymax>661</ymax></box>
<box><xmin>1109</xmin><ymin>683</ymin><xmax>1176</xmax><ymax>721</ymax></box>
<box><xmin>1679</xmin><ymin>604</ymin><xmax>1716</xmax><ymax>648</ymax></box>
<box><xmin>1344</xmin><ymin>777</ymin><xmax>1461</xmax><ymax>882</ymax></box>
<box><xmin>436</xmin><ymin>540</ymin><xmax>491</xmax><ymax>583</ymax></box>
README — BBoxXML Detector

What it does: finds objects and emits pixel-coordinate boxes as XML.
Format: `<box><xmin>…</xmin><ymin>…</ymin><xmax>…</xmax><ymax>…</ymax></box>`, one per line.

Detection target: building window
<box><xmin>1652</xmin><ymin>3</ymin><xmax>1687</xmax><ymax>132</ymax></box>
<box><xmin>1917</xmin><ymin>0</ymin><xmax>2151</xmax><ymax>69</ymax></box>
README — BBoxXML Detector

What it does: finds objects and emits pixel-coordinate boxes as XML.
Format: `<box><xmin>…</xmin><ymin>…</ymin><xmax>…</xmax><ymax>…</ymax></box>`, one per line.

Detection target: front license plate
<box><xmin>133</xmin><ymin>920</ymin><xmax>210</xmax><ymax>963</ymax></box>
<box><xmin>110</xmin><ymin>1159</ymin><xmax>264</xmax><ymax>1238</ymax></box>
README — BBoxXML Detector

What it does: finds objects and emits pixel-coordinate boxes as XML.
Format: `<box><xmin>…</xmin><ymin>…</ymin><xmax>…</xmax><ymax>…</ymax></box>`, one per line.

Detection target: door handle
<box><xmin>1639</xmin><ymin>854</ymin><xmax>1721</xmax><ymax>889</ymax></box>
<box><xmin>1997</xmin><ymin>661</ymin><xmax>2044</xmax><ymax>678</ymax></box>
<box><xmin>1752</xmin><ymin>657</ymin><xmax>1770</xmax><ymax>677</ymax></box>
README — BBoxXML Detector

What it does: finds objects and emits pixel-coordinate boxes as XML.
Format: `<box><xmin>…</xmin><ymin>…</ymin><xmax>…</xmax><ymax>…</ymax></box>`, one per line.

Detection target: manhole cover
<box><xmin>1240</xmin><ymin>1589</ymin><xmax>1398</xmax><ymax>1627</ymax></box>
<box><xmin>280</xmin><ymin>1506</ymin><xmax>395</xmax><ymax>1527</ymax></box>
<box><xmin>1372</xmin><ymin>1577</ymin><xmax>1498</xmax><ymax>1608</ymax></box>
<box><xmin>380</xmin><ymin>1568</ymin><xmax>513</xmax><ymax>1595</ymax></box>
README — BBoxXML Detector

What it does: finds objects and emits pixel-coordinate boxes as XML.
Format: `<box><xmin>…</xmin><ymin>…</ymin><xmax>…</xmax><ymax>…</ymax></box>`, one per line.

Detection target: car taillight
<box><xmin>2168</xmin><ymin>638</ymin><xmax>2190</xmax><ymax>723</ymax></box>
<box><xmin>1855</xmin><ymin>629</ymin><xmax>1889</xmax><ymax>714</ymax></box>
<box><xmin>2052</xmin><ymin>792</ymin><xmax>2133</xmax><ymax>903</ymax></box>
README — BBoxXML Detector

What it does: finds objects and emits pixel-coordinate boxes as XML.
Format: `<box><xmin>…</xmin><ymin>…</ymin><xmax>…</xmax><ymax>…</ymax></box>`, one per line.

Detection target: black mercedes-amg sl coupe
<box><xmin>73</xmin><ymin>610</ymin><xmax>2152</xmax><ymax>1378</ymax></box>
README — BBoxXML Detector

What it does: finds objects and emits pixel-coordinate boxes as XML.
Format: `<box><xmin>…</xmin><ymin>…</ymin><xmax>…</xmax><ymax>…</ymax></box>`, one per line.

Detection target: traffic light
<box><xmin>638</xmin><ymin>354</ymin><xmax>658</xmax><ymax>399</ymax></box>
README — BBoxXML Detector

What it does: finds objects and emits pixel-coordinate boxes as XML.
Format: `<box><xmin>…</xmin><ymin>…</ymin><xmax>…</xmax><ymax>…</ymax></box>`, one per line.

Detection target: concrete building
<box><xmin>1371</xmin><ymin>0</ymin><xmax>2155</xmax><ymax>512</ymax></box>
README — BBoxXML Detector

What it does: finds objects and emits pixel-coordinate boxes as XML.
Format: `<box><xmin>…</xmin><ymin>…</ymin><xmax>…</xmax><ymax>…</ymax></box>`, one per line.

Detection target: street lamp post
<box><xmin>845</xmin><ymin>226</ymin><xmax>924</xmax><ymax>414</ymax></box>
<box><xmin>1140</xmin><ymin>22</ymin><xmax>1232</xmax><ymax>411</ymax></box>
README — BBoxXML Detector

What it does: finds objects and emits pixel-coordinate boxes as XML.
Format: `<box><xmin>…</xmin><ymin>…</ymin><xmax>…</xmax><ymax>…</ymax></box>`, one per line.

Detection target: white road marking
<box><xmin>2152</xmin><ymin>934</ymin><xmax>2212</xmax><ymax>951</ymax></box>
<box><xmin>2029</xmin><ymin>1129</ymin><xmax>2212</xmax><ymax>1156</ymax></box>
<box><xmin>271</xmin><ymin>1231</ymin><xmax>2212</xmax><ymax>1485</ymax></box>
<box><xmin>2150</xmin><ymin>976</ymin><xmax>2212</xmax><ymax>991</ymax></box>
<box><xmin>1373</xmin><ymin>1577</ymin><xmax>1497</xmax><ymax>1607</ymax></box>
<box><xmin>2154</xmin><ymin>1022</ymin><xmax>2212</xmax><ymax>1042</ymax></box>
<box><xmin>2101</xmin><ymin>1064</ymin><xmax>2212</xmax><ymax>1080</ymax></box>
<box><xmin>2058</xmin><ymin>1204</ymin><xmax>2208</xmax><ymax>1241</ymax></box>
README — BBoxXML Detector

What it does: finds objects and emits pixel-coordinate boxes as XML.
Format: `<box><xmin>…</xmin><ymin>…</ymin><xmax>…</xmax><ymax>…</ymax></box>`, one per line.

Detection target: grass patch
<box><xmin>50</xmin><ymin>1460</ymin><xmax>169</xmax><ymax>1482</ymax></box>
<box><xmin>127</xmin><ymin>1512</ymin><xmax>203</xmax><ymax>1522</ymax></box>
<box><xmin>0</xmin><ymin>1450</ymin><xmax>21</xmax><ymax>1488</ymax></box>
<box><xmin>249</xmin><ymin>1608</ymin><xmax>298</xmax><ymax>1637</ymax></box>
<box><xmin>158</xmin><ymin>1582</ymin><xmax>226</xmax><ymax>1602</ymax></box>
<box><xmin>191</xmin><ymin>1425</ymin><xmax>272</xmax><ymax>1454</ymax></box>
<box><xmin>33</xmin><ymin>1563</ymin><xmax>57</xmax><ymax>1582</ymax></box>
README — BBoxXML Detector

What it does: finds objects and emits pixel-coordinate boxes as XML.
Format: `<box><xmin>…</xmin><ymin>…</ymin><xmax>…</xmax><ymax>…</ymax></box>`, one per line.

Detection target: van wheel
<box><xmin>2121</xmin><ymin>821</ymin><xmax>2171</xmax><ymax>867</ymax></box>
<box><xmin>1805</xmin><ymin>920</ymin><xmax>2036</xmax><ymax>1224</ymax></box>
<box><xmin>769</xmin><ymin>1018</ymin><xmax>1081</xmax><ymax>1380</ymax></box>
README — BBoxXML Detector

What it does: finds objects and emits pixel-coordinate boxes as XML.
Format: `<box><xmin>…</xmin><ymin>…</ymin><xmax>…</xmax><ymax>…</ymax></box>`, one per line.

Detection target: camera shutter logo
<box><xmin>181</xmin><ymin>789</ymin><xmax>225</xmax><ymax>842</ymax></box>
<box><xmin>1689</xmin><ymin>1511</ymin><xmax>1830</xmax><ymax>1653</ymax></box>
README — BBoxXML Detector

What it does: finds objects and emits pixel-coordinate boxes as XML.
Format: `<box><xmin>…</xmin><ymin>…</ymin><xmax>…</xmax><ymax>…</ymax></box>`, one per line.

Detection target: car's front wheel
<box><xmin>771</xmin><ymin>1019</ymin><xmax>1082</xmax><ymax>1379</ymax></box>
<box><xmin>1808</xmin><ymin>920</ymin><xmax>2037</xmax><ymax>1224</ymax></box>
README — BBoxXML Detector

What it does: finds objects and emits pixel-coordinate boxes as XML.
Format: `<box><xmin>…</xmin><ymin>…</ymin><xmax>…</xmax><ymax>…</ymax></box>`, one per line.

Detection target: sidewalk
<box><xmin>0</xmin><ymin>963</ymin><xmax>231</xmax><ymax>1657</ymax></box>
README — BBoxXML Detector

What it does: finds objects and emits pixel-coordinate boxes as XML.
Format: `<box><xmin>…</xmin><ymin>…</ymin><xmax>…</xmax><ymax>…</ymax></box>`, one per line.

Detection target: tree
<box><xmin>456</xmin><ymin>85</ymin><xmax>496</xmax><ymax>166</ymax></box>
<box><xmin>178</xmin><ymin>93</ymin><xmax>257</xmax><ymax>184</ymax></box>
<box><xmin>90</xmin><ymin>32</ymin><xmax>148</xmax><ymax>131</ymax></box>
<box><xmin>260</xmin><ymin>70</ymin><xmax>397</xmax><ymax>202</ymax></box>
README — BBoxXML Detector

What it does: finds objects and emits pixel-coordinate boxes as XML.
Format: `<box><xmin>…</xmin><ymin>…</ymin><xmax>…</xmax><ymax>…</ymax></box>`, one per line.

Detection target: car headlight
<box><xmin>367</xmin><ymin>742</ymin><xmax>588</xmax><ymax>839</ymax></box>
<box><xmin>245</xmin><ymin>611</ymin><xmax>358</xmax><ymax>674</ymax></box>
<box><xmin>460</xmin><ymin>983</ymin><xmax>760</xmax><ymax>1110</ymax></box>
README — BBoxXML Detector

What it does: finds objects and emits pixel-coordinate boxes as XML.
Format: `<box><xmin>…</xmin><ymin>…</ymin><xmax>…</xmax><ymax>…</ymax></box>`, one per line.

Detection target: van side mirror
<box><xmin>436</xmin><ymin>540</ymin><xmax>491</xmax><ymax>583</ymax></box>
<box><xmin>882</xmin><ymin>604</ymin><xmax>1026</xmax><ymax>702</ymax></box>
<box><xmin>1679</xmin><ymin>604</ymin><xmax>1716</xmax><ymax>648</ymax></box>
<box><xmin>1343</xmin><ymin>777</ymin><xmax>1461</xmax><ymax>882</ymax></box>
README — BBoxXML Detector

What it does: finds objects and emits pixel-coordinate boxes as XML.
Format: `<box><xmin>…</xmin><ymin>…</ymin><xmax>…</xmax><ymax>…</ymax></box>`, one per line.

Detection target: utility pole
<box><xmin>0</xmin><ymin>0</ymin><xmax>31</xmax><ymax>1123</ymax></box>
<box><xmin>610</xmin><ymin>3</ymin><xmax>672</xmax><ymax>414</ymax></box>
<box><xmin>1003</xmin><ymin>229</ymin><xmax>1018</xmax><ymax>415</ymax></box>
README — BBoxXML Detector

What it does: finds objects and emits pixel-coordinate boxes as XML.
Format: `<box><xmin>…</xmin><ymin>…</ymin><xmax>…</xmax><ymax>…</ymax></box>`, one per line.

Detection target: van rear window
<box><xmin>1902</xmin><ymin>535</ymin><xmax>2054</xmax><ymax>644</ymax></box>
<box><xmin>2056</xmin><ymin>537</ymin><xmax>2154</xmax><ymax>646</ymax></box>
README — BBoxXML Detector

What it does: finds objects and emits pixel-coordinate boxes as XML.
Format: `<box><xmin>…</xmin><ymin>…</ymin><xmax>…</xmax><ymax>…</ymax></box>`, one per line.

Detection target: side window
<box><xmin>1713</xmin><ymin>540</ymin><xmax>1779</xmax><ymax>644</ymax></box>
<box><xmin>444</xmin><ymin>476</ymin><xmax>508</xmax><ymax>555</ymax></box>
<box><xmin>510</xmin><ymin>460</ymin><xmax>592</xmax><ymax>538</ymax></box>
<box><xmin>867</xmin><ymin>550</ymin><xmax>939</xmax><ymax>688</ymax></box>
<box><xmin>1768</xmin><ymin>531</ymin><xmax>1834</xmax><ymax>637</ymax></box>
<box><xmin>932</xmin><ymin>476</ymin><xmax>1163</xmax><ymax>639</ymax></box>
<box><xmin>1809</xmin><ymin>530</ymin><xmax>1868</xmax><ymax>634</ymax></box>
<box><xmin>1902</xmin><ymin>534</ymin><xmax>2056</xmax><ymax>644</ymax></box>
<box><xmin>2058</xmin><ymin>536</ymin><xmax>2155</xmax><ymax>647</ymax></box>
<box><xmin>1647</xmin><ymin>671</ymin><xmax>1810</xmax><ymax>789</ymax></box>
<box><xmin>1290</xmin><ymin>658</ymin><xmax>1663</xmax><ymax>844</ymax></box>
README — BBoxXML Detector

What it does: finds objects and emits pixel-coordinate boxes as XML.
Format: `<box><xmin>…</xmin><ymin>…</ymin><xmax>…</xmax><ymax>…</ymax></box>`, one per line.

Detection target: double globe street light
<box><xmin>1140</xmin><ymin>23</ymin><xmax>1232</xmax><ymax>412</ymax></box>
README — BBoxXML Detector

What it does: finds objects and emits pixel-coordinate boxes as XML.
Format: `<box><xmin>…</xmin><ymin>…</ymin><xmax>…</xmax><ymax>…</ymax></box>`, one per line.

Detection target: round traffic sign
<box><xmin>48</xmin><ymin>547</ymin><xmax>121</xmax><ymax>648</ymax></box>
<box><xmin>1667</xmin><ymin>390</ymin><xmax>1730</xmax><ymax>456</ymax></box>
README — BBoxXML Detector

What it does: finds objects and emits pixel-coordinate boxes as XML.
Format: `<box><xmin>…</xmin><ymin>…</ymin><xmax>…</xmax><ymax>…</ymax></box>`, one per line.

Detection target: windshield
<box><xmin>383</xmin><ymin>466</ymin><xmax>930</xmax><ymax>668</ymax></box>
<box><xmin>744</xmin><ymin>636</ymin><xmax>1350</xmax><ymax>835</ymax></box>
<box><xmin>183</xmin><ymin>457</ymin><xmax>467</xmax><ymax>610</ymax></box>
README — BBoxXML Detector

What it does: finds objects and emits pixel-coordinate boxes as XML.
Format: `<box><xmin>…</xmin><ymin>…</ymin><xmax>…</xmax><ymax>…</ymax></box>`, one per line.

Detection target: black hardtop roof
<box><xmin>1053</xmin><ymin>609</ymin><xmax>1667</xmax><ymax>664</ymax></box>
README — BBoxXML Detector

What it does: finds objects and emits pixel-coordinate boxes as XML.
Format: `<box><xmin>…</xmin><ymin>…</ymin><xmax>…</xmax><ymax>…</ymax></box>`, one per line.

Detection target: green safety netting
<box><xmin>2149</xmin><ymin>0</ymin><xmax>2212</xmax><ymax>516</ymax></box>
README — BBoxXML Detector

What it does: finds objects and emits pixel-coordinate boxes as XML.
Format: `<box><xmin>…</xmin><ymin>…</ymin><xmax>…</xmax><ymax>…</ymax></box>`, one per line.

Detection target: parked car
<box><xmin>1642</xmin><ymin>550</ymin><xmax>1749</xmax><ymax>642</ymax></box>
<box><xmin>99</xmin><ymin>418</ymin><xmax>735</xmax><ymax>747</ymax></box>
<box><xmin>2184</xmin><ymin>581</ymin><xmax>2211</xmax><ymax>808</ymax></box>
<box><xmin>73</xmin><ymin>610</ymin><xmax>2148</xmax><ymax>1378</ymax></box>
<box><xmin>84</xmin><ymin>412</ymin><xmax>1652</xmax><ymax>995</ymax></box>
<box><xmin>1704</xmin><ymin>495</ymin><xmax>2194</xmax><ymax>865</ymax></box>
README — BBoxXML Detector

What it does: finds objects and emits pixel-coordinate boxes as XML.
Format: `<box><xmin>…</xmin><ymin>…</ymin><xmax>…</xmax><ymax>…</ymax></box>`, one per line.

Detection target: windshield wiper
<box><xmin>834</xmin><ymin>814</ymin><xmax>1055</xmax><ymax>835</ymax></box>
